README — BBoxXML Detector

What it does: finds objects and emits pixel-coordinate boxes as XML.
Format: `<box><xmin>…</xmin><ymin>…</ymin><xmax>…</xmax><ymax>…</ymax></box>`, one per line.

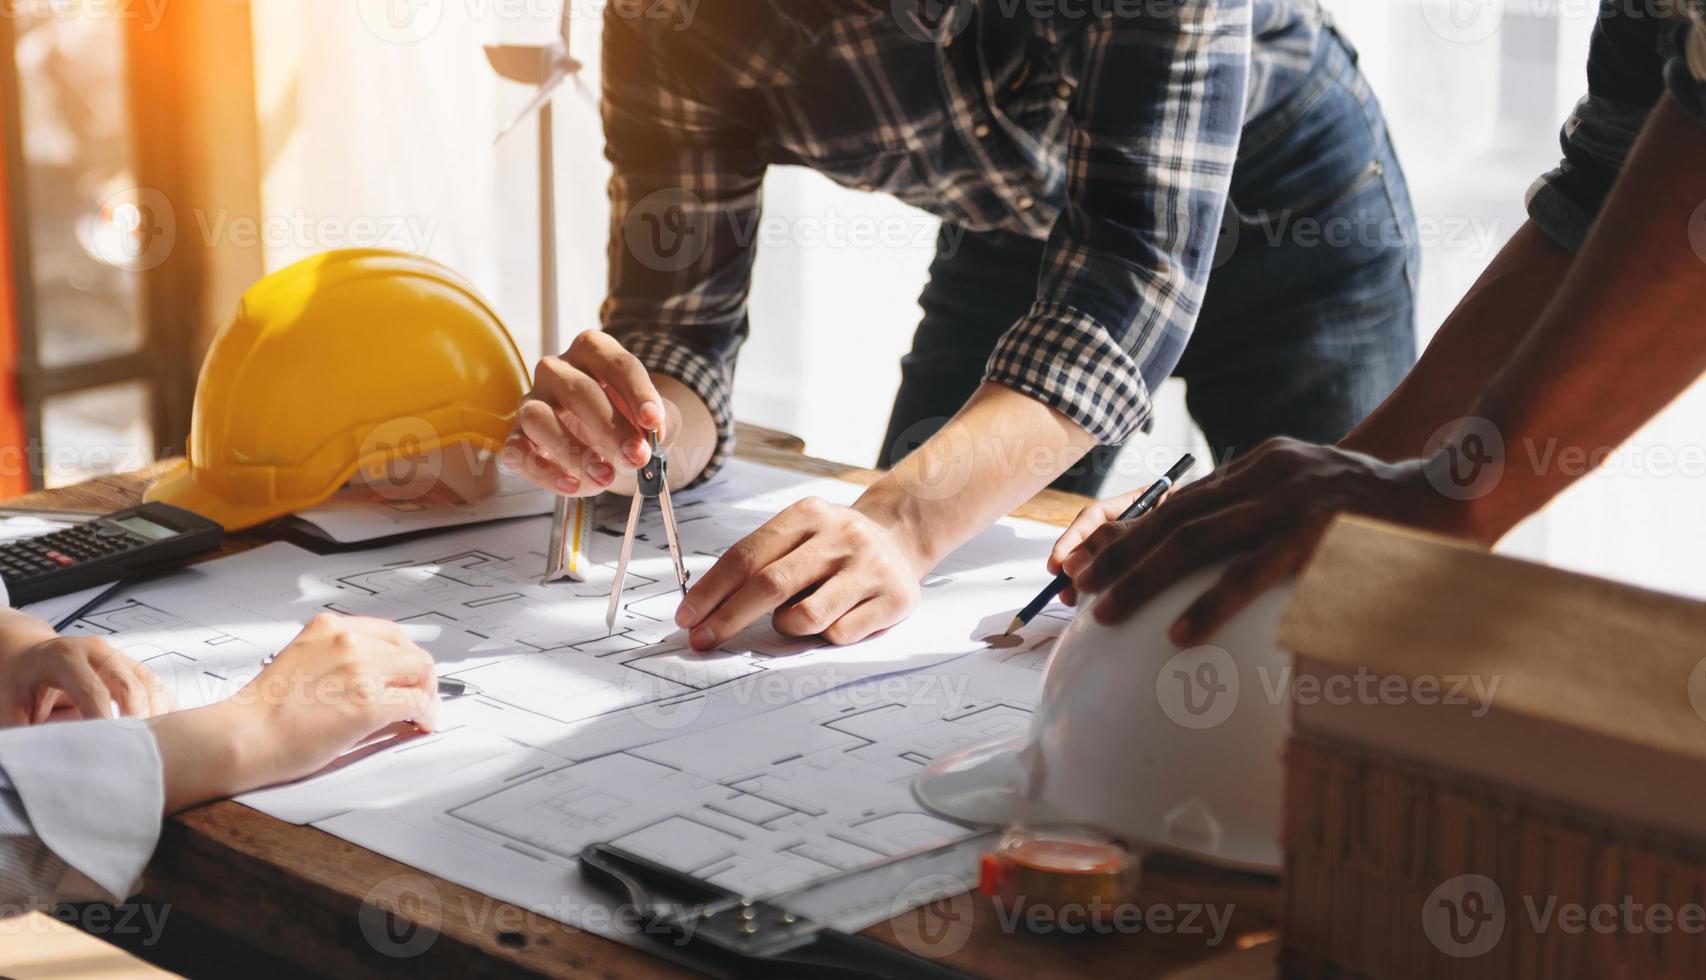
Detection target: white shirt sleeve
<box><xmin>0</xmin><ymin>718</ymin><xmax>163</xmax><ymax>910</ymax></box>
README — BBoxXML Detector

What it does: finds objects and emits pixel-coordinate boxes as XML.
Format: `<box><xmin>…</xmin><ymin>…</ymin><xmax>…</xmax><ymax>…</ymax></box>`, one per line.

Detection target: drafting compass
<box><xmin>607</xmin><ymin>430</ymin><xmax>689</xmax><ymax>630</ymax></box>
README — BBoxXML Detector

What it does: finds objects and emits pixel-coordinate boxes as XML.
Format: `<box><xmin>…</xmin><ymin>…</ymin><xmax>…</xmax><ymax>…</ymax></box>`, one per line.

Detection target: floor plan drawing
<box><xmin>319</xmin><ymin>641</ymin><xmax>1064</xmax><ymax>933</ymax></box>
<box><xmin>58</xmin><ymin>460</ymin><xmax>1073</xmax><ymax>941</ymax></box>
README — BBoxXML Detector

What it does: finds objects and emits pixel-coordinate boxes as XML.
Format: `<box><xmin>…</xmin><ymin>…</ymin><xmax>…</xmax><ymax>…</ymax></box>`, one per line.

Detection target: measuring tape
<box><xmin>977</xmin><ymin>825</ymin><xmax>1141</xmax><ymax>910</ymax></box>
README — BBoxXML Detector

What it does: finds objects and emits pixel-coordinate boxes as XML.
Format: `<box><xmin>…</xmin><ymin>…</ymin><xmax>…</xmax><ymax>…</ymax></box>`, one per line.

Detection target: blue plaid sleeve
<box><xmin>599</xmin><ymin>11</ymin><xmax>766</xmax><ymax>484</ymax></box>
<box><xmin>986</xmin><ymin>1</ymin><xmax>1251</xmax><ymax>445</ymax></box>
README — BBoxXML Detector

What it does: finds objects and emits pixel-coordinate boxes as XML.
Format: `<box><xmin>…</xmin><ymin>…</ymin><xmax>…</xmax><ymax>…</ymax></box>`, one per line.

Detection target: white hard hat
<box><xmin>915</xmin><ymin>562</ymin><xmax>1293</xmax><ymax>874</ymax></box>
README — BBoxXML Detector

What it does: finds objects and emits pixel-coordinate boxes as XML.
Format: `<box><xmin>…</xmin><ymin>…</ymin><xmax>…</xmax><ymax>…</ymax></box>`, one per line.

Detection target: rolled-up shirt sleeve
<box><xmin>985</xmin><ymin>1</ymin><xmax>1249</xmax><ymax>445</ymax></box>
<box><xmin>1526</xmin><ymin>3</ymin><xmax>1706</xmax><ymax>252</ymax></box>
<box><xmin>600</xmin><ymin>10</ymin><xmax>766</xmax><ymax>484</ymax></box>
<box><xmin>0</xmin><ymin>719</ymin><xmax>162</xmax><ymax>911</ymax></box>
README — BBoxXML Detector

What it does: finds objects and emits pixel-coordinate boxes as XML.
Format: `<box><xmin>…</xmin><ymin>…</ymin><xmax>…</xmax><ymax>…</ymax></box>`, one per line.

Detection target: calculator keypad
<box><xmin>0</xmin><ymin>524</ymin><xmax>145</xmax><ymax>582</ymax></box>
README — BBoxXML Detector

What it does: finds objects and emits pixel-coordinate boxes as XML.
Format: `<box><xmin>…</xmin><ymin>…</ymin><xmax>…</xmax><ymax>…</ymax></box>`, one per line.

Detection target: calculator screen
<box><xmin>114</xmin><ymin>516</ymin><xmax>176</xmax><ymax>541</ymax></box>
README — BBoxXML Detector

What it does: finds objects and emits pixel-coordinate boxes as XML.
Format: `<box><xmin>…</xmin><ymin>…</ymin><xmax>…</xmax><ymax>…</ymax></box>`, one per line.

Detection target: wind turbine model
<box><xmin>485</xmin><ymin>6</ymin><xmax>595</xmax><ymax>585</ymax></box>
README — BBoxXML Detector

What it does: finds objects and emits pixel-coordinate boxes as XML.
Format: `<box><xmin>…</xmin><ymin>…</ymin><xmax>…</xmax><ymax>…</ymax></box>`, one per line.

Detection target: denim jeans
<box><xmin>879</xmin><ymin>27</ymin><xmax>1420</xmax><ymax>496</ymax></box>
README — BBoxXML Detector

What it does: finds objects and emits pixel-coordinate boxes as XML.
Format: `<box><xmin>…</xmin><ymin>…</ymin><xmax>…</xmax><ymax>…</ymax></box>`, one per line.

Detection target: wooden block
<box><xmin>0</xmin><ymin>912</ymin><xmax>180</xmax><ymax>979</ymax></box>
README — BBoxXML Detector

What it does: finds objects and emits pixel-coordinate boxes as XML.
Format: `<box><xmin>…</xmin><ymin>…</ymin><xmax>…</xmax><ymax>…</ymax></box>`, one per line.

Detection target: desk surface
<box><xmin>10</xmin><ymin>425</ymin><xmax>1280</xmax><ymax>978</ymax></box>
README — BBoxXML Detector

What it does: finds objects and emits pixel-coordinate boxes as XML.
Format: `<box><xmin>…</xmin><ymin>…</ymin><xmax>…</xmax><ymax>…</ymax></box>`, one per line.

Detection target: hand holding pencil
<box><xmin>1007</xmin><ymin>455</ymin><xmax>1196</xmax><ymax>635</ymax></box>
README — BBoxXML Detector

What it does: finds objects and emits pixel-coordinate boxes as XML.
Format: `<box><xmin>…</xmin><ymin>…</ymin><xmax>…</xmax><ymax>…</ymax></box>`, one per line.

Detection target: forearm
<box><xmin>149</xmin><ymin>701</ymin><xmax>253</xmax><ymax>813</ymax></box>
<box><xmin>1461</xmin><ymin>96</ymin><xmax>1706</xmax><ymax>537</ymax></box>
<box><xmin>857</xmin><ymin>382</ymin><xmax>1097</xmax><ymax>572</ymax></box>
<box><xmin>1341</xmin><ymin>221</ymin><xmax>1574</xmax><ymax>461</ymax></box>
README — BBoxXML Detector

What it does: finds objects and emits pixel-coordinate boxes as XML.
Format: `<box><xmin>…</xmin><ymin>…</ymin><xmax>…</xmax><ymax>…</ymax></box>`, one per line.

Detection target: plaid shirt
<box><xmin>601</xmin><ymin>0</ymin><xmax>1326</xmax><ymax>478</ymax></box>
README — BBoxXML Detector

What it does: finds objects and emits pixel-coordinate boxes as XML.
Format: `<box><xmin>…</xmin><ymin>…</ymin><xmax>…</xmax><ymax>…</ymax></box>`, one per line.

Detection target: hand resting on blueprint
<box><xmin>149</xmin><ymin>614</ymin><xmax>442</xmax><ymax>812</ymax></box>
<box><xmin>0</xmin><ymin>609</ymin><xmax>173</xmax><ymax>725</ymax></box>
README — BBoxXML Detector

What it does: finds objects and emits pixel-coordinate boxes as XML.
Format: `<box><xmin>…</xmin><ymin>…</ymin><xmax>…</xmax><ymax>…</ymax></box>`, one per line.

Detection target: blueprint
<box><xmin>291</xmin><ymin>468</ymin><xmax>554</xmax><ymax>543</ymax></box>
<box><xmin>60</xmin><ymin>461</ymin><xmax>1074</xmax><ymax>934</ymax></box>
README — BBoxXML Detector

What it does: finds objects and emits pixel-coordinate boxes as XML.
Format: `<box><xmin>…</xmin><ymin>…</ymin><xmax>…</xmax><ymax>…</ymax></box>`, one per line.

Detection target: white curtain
<box><xmin>250</xmin><ymin>0</ymin><xmax>1705</xmax><ymax>598</ymax></box>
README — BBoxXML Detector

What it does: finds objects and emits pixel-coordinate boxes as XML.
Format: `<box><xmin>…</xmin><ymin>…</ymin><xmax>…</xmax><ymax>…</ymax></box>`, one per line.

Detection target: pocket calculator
<box><xmin>0</xmin><ymin>502</ymin><xmax>225</xmax><ymax>605</ymax></box>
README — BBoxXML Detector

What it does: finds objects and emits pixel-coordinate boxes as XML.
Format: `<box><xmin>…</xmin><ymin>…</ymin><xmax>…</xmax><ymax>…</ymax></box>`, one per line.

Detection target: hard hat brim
<box><xmin>914</xmin><ymin>734</ymin><xmax>1031</xmax><ymax>828</ymax></box>
<box><xmin>143</xmin><ymin>458</ymin><xmax>301</xmax><ymax>533</ymax></box>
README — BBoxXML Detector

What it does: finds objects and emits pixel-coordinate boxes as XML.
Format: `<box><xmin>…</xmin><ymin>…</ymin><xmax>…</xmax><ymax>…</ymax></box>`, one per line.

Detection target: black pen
<box><xmin>1004</xmin><ymin>453</ymin><xmax>1196</xmax><ymax>636</ymax></box>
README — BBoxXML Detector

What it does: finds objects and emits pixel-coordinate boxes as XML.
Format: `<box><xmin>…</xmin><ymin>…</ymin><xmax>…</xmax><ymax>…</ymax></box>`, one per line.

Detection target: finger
<box><xmin>502</xmin><ymin>435</ymin><xmax>581</xmax><ymax>495</ymax></box>
<box><xmin>1059</xmin><ymin>585</ymin><xmax>1078</xmax><ymax>607</ymax></box>
<box><xmin>373</xmin><ymin>684</ymin><xmax>441</xmax><ymax>736</ymax></box>
<box><xmin>566</xmin><ymin>332</ymin><xmax>665</xmax><ymax>443</ymax></box>
<box><xmin>518</xmin><ymin>397</ymin><xmax>613</xmax><ymax>488</ymax></box>
<box><xmin>534</xmin><ymin>354</ymin><xmax>638</xmax><ymax>472</ymax></box>
<box><xmin>1168</xmin><ymin>542</ymin><xmax>1307</xmax><ymax>645</ymax></box>
<box><xmin>822</xmin><ymin>595</ymin><xmax>908</xmax><ymax>646</ymax></box>
<box><xmin>679</xmin><ymin>505</ymin><xmax>818</xmax><ymax>630</ymax></box>
<box><xmin>771</xmin><ymin>563</ymin><xmax>866</xmax><ymax>638</ymax></box>
<box><xmin>30</xmin><ymin>689</ymin><xmax>63</xmax><ymax>726</ymax></box>
<box><xmin>1075</xmin><ymin>494</ymin><xmax>1277</xmax><ymax>597</ymax></box>
<box><xmin>688</xmin><ymin>545</ymin><xmax>834</xmax><ymax>651</ymax></box>
<box><xmin>1085</xmin><ymin>501</ymin><xmax>1277</xmax><ymax>623</ymax></box>
<box><xmin>135</xmin><ymin>660</ymin><xmax>174</xmax><ymax>716</ymax></box>
<box><xmin>43</xmin><ymin>653</ymin><xmax>113</xmax><ymax>720</ymax></box>
<box><xmin>1062</xmin><ymin>455</ymin><xmax>1275</xmax><ymax>581</ymax></box>
<box><xmin>1049</xmin><ymin>493</ymin><xmax>1139</xmax><ymax>573</ymax></box>
<box><xmin>87</xmin><ymin>646</ymin><xmax>149</xmax><ymax>717</ymax></box>
<box><xmin>386</xmin><ymin>641</ymin><xmax>439</xmax><ymax>690</ymax></box>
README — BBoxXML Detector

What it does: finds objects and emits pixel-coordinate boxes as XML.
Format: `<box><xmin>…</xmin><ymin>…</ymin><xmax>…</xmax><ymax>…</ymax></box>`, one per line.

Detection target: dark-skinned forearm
<box><xmin>1461</xmin><ymin>96</ymin><xmax>1706</xmax><ymax>536</ymax></box>
<box><xmin>1340</xmin><ymin>222</ymin><xmax>1574</xmax><ymax>462</ymax></box>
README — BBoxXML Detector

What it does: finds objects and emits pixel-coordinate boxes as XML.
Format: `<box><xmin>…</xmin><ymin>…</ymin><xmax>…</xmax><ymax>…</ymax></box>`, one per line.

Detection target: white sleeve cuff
<box><xmin>0</xmin><ymin>718</ymin><xmax>163</xmax><ymax>902</ymax></box>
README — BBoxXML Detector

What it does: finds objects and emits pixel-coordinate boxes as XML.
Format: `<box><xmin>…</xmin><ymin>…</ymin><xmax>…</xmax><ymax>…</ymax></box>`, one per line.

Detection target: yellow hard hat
<box><xmin>146</xmin><ymin>249</ymin><xmax>529</xmax><ymax>530</ymax></box>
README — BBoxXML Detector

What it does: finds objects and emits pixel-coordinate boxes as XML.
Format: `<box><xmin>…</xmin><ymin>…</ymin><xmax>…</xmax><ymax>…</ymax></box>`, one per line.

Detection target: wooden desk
<box><xmin>10</xmin><ymin>425</ymin><xmax>1281</xmax><ymax>978</ymax></box>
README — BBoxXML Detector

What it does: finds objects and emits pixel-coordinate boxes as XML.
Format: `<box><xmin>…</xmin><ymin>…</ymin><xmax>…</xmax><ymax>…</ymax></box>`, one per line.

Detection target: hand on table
<box><xmin>502</xmin><ymin>331</ymin><xmax>669</xmax><ymax>496</ymax></box>
<box><xmin>1053</xmin><ymin>438</ymin><xmax>1478</xmax><ymax>644</ymax></box>
<box><xmin>0</xmin><ymin>633</ymin><xmax>173</xmax><ymax>726</ymax></box>
<box><xmin>675</xmin><ymin>497</ymin><xmax>930</xmax><ymax>651</ymax></box>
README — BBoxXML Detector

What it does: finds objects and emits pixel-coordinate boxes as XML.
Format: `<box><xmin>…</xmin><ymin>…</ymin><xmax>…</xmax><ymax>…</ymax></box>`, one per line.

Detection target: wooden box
<box><xmin>1275</xmin><ymin>518</ymin><xmax>1706</xmax><ymax>979</ymax></box>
